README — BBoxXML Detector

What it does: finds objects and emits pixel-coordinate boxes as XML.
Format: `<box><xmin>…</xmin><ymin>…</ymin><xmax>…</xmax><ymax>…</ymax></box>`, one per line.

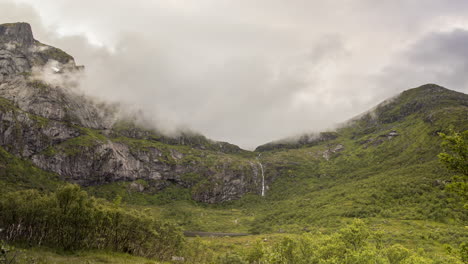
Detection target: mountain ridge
<box><xmin>255</xmin><ymin>83</ymin><xmax>468</xmax><ymax>151</ymax></box>
<box><xmin>0</xmin><ymin>22</ymin><xmax>467</xmax><ymax>208</ymax></box>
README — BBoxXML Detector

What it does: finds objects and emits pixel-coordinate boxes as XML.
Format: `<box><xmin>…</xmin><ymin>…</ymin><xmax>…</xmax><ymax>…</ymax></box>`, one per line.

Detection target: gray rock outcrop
<box><xmin>0</xmin><ymin>22</ymin><xmax>265</xmax><ymax>203</ymax></box>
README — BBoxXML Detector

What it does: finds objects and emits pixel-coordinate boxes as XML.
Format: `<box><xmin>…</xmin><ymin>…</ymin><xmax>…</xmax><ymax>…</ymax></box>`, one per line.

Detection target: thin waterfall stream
<box><xmin>256</xmin><ymin>154</ymin><xmax>265</xmax><ymax>197</ymax></box>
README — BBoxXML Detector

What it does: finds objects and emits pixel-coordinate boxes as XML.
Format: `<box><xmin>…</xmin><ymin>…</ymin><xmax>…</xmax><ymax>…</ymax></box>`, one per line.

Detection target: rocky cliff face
<box><xmin>3</xmin><ymin>22</ymin><xmax>464</xmax><ymax>204</ymax></box>
<box><xmin>0</xmin><ymin>22</ymin><xmax>266</xmax><ymax>203</ymax></box>
<box><xmin>0</xmin><ymin>23</ymin><xmax>75</xmax><ymax>80</ymax></box>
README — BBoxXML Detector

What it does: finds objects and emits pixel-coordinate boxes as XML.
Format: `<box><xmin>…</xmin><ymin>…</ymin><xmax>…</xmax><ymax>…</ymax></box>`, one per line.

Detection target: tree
<box><xmin>438</xmin><ymin>130</ymin><xmax>468</xmax><ymax>264</ymax></box>
<box><xmin>438</xmin><ymin>130</ymin><xmax>468</xmax><ymax>209</ymax></box>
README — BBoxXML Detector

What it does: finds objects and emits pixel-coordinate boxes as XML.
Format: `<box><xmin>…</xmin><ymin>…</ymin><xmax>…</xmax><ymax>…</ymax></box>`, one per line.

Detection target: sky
<box><xmin>1</xmin><ymin>0</ymin><xmax>468</xmax><ymax>149</ymax></box>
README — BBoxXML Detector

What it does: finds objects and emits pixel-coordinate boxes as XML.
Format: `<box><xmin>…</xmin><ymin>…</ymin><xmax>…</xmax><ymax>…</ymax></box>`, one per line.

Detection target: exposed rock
<box><xmin>171</xmin><ymin>256</ymin><xmax>185</xmax><ymax>262</ymax></box>
<box><xmin>170</xmin><ymin>149</ymin><xmax>184</xmax><ymax>160</ymax></box>
<box><xmin>432</xmin><ymin>179</ymin><xmax>450</xmax><ymax>188</ymax></box>
<box><xmin>334</xmin><ymin>144</ymin><xmax>344</xmax><ymax>152</ymax></box>
<box><xmin>129</xmin><ymin>181</ymin><xmax>145</xmax><ymax>192</ymax></box>
<box><xmin>0</xmin><ymin>99</ymin><xmax>80</xmax><ymax>157</ymax></box>
<box><xmin>0</xmin><ymin>78</ymin><xmax>112</xmax><ymax>129</ymax></box>
<box><xmin>360</xmin><ymin>130</ymin><xmax>399</xmax><ymax>148</ymax></box>
<box><xmin>0</xmin><ymin>23</ymin><xmax>76</xmax><ymax>82</ymax></box>
<box><xmin>385</xmin><ymin>130</ymin><xmax>399</xmax><ymax>139</ymax></box>
<box><xmin>0</xmin><ymin>23</ymin><xmax>262</xmax><ymax>203</ymax></box>
<box><xmin>322</xmin><ymin>144</ymin><xmax>345</xmax><ymax>161</ymax></box>
<box><xmin>0</xmin><ymin>23</ymin><xmax>35</xmax><ymax>47</ymax></box>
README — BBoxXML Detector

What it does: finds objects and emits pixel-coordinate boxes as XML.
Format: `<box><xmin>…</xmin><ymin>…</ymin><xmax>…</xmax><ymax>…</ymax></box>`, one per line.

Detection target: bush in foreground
<box><xmin>0</xmin><ymin>184</ymin><xmax>183</xmax><ymax>260</ymax></box>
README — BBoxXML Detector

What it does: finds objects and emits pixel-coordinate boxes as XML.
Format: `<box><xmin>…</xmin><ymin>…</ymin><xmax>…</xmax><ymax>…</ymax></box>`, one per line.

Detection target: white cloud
<box><xmin>1</xmin><ymin>0</ymin><xmax>467</xmax><ymax>149</ymax></box>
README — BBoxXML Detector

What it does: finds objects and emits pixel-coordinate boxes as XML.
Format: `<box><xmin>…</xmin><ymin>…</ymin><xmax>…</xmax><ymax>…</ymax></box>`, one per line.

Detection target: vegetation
<box><xmin>39</xmin><ymin>45</ymin><xmax>75</xmax><ymax>64</ymax></box>
<box><xmin>0</xmin><ymin>85</ymin><xmax>467</xmax><ymax>262</ymax></box>
<box><xmin>226</xmin><ymin>219</ymin><xmax>459</xmax><ymax>264</ymax></box>
<box><xmin>0</xmin><ymin>146</ymin><xmax>60</xmax><ymax>192</ymax></box>
<box><xmin>0</xmin><ymin>185</ymin><xmax>183</xmax><ymax>261</ymax></box>
<box><xmin>438</xmin><ymin>130</ymin><xmax>468</xmax><ymax>208</ymax></box>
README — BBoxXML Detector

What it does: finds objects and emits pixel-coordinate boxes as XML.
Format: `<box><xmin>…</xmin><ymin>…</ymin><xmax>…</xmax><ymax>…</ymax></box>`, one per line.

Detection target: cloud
<box><xmin>374</xmin><ymin>29</ymin><xmax>468</xmax><ymax>95</ymax></box>
<box><xmin>1</xmin><ymin>0</ymin><xmax>468</xmax><ymax>149</ymax></box>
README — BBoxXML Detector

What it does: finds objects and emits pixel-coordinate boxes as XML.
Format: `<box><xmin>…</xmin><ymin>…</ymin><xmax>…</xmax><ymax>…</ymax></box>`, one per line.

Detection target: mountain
<box><xmin>0</xmin><ymin>22</ymin><xmax>467</xmax><ymax>263</ymax></box>
<box><xmin>256</xmin><ymin>84</ymin><xmax>468</xmax><ymax>151</ymax></box>
<box><xmin>0</xmin><ymin>22</ymin><xmax>260</xmax><ymax>203</ymax></box>
<box><xmin>1</xmin><ymin>23</ymin><xmax>467</xmax><ymax>206</ymax></box>
<box><xmin>248</xmin><ymin>83</ymin><xmax>467</xmax><ymax>231</ymax></box>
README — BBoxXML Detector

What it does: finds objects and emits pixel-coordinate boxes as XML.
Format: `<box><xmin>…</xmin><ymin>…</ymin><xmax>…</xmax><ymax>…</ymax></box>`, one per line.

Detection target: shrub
<box><xmin>0</xmin><ymin>184</ymin><xmax>183</xmax><ymax>260</ymax></box>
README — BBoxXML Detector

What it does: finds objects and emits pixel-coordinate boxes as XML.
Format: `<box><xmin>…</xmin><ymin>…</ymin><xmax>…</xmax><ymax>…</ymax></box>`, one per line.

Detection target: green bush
<box><xmin>0</xmin><ymin>184</ymin><xmax>184</xmax><ymax>260</ymax></box>
<box><xmin>238</xmin><ymin>220</ymin><xmax>450</xmax><ymax>264</ymax></box>
<box><xmin>217</xmin><ymin>252</ymin><xmax>248</xmax><ymax>264</ymax></box>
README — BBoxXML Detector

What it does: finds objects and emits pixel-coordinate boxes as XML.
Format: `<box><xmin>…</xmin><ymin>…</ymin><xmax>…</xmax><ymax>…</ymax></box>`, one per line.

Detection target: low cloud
<box><xmin>1</xmin><ymin>1</ymin><xmax>468</xmax><ymax>149</ymax></box>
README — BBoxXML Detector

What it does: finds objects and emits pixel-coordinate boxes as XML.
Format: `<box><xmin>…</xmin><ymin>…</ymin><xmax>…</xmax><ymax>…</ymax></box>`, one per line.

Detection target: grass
<box><xmin>7</xmin><ymin>248</ymin><xmax>164</xmax><ymax>264</ymax></box>
<box><xmin>0</xmin><ymin>146</ymin><xmax>60</xmax><ymax>192</ymax></box>
<box><xmin>0</xmin><ymin>84</ymin><xmax>467</xmax><ymax>262</ymax></box>
<box><xmin>83</xmin><ymin>108</ymin><xmax>467</xmax><ymax>232</ymax></box>
<box><xmin>76</xmin><ymin>97</ymin><xmax>468</xmax><ymax>261</ymax></box>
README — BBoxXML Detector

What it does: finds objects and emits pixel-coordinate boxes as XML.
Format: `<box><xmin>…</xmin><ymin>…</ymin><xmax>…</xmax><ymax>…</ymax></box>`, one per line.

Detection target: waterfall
<box><xmin>256</xmin><ymin>155</ymin><xmax>265</xmax><ymax>197</ymax></box>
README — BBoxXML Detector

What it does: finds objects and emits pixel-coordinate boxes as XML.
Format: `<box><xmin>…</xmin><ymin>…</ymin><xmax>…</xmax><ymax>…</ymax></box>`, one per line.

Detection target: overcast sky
<box><xmin>1</xmin><ymin>0</ymin><xmax>468</xmax><ymax>149</ymax></box>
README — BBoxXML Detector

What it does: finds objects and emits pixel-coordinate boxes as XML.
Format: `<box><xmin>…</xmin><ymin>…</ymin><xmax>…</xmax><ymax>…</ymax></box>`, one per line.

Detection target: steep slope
<box><xmin>0</xmin><ymin>22</ymin><xmax>467</xmax><ymax>264</ymax></box>
<box><xmin>245</xmin><ymin>84</ymin><xmax>468</xmax><ymax>233</ymax></box>
<box><xmin>256</xmin><ymin>84</ymin><xmax>467</xmax><ymax>151</ymax></box>
<box><xmin>114</xmin><ymin>84</ymin><xmax>466</xmax><ymax>263</ymax></box>
<box><xmin>0</xmin><ymin>22</ymin><xmax>75</xmax><ymax>79</ymax></box>
<box><xmin>0</xmin><ymin>22</ymin><xmax>467</xmax><ymax>213</ymax></box>
<box><xmin>0</xmin><ymin>22</ymin><xmax>262</xmax><ymax>203</ymax></box>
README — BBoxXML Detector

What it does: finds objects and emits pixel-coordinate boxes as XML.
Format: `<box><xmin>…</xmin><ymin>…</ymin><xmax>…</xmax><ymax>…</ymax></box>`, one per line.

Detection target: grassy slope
<box><xmin>78</xmin><ymin>86</ymin><xmax>467</xmax><ymax>262</ymax></box>
<box><xmin>0</xmin><ymin>146</ymin><xmax>60</xmax><ymax>192</ymax></box>
<box><xmin>1</xmin><ymin>85</ymin><xmax>467</xmax><ymax>262</ymax></box>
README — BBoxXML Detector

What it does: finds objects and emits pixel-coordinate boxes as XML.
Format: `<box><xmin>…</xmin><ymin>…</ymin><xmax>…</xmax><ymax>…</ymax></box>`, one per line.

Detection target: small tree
<box><xmin>438</xmin><ymin>130</ymin><xmax>468</xmax><ymax>264</ymax></box>
<box><xmin>338</xmin><ymin>219</ymin><xmax>370</xmax><ymax>251</ymax></box>
<box><xmin>438</xmin><ymin>130</ymin><xmax>468</xmax><ymax>209</ymax></box>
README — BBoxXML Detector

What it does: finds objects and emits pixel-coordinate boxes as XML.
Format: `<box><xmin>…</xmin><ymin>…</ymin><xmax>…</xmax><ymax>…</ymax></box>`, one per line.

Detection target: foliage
<box><xmin>0</xmin><ymin>85</ymin><xmax>467</xmax><ymax>263</ymax></box>
<box><xmin>182</xmin><ymin>237</ymin><xmax>216</xmax><ymax>264</ymax></box>
<box><xmin>40</xmin><ymin>46</ymin><xmax>74</xmax><ymax>64</ymax></box>
<box><xmin>438</xmin><ymin>130</ymin><xmax>468</xmax><ymax>208</ymax></box>
<box><xmin>460</xmin><ymin>242</ymin><xmax>468</xmax><ymax>264</ymax></box>
<box><xmin>185</xmin><ymin>220</ymin><xmax>444</xmax><ymax>264</ymax></box>
<box><xmin>0</xmin><ymin>185</ymin><xmax>183</xmax><ymax>261</ymax></box>
<box><xmin>217</xmin><ymin>252</ymin><xmax>248</xmax><ymax>264</ymax></box>
<box><xmin>0</xmin><ymin>146</ymin><xmax>60</xmax><ymax>192</ymax></box>
<box><xmin>1</xmin><ymin>241</ymin><xmax>19</xmax><ymax>264</ymax></box>
<box><xmin>438</xmin><ymin>130</ymin><xmax>468</xmax><ymax>176</ymax></box>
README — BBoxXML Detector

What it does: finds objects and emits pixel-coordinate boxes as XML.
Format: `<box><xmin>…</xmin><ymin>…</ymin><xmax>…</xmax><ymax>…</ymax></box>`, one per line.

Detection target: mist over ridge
<box><xmin>2</xmin><ymin>0</ymin><xmax>468</xmax><ymax>149</ymax></box>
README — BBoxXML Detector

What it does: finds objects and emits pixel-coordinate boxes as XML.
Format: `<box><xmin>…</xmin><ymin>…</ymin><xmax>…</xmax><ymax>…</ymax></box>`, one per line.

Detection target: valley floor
<box><xmin>7</xmin><ymin>209</ymin><xmax>466</xmax><ymax>263</ymax></box>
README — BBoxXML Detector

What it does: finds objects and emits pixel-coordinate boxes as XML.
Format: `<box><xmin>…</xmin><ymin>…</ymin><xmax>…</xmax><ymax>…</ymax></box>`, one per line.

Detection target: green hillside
<box><xmin>1</xmin><ymin>84</ymin><xmax>467</xmax><ymax>263</ymax></box>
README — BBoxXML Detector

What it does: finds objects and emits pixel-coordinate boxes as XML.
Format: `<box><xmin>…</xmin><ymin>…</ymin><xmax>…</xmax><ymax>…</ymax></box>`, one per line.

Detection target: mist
<box><xmin>1</xmin><ymin>0</ymin><xmax>468</xmax><ymax>149</ymax></box>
